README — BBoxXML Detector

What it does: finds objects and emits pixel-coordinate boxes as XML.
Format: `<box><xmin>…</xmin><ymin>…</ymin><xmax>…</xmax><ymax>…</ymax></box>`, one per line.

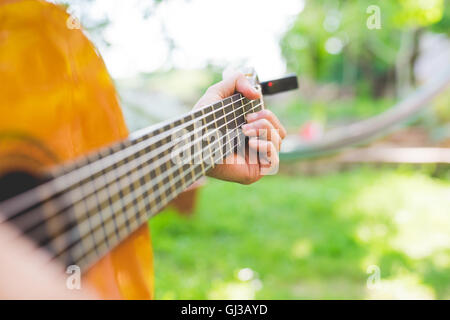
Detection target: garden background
<box><xmin>61</xmin><ymin>0</ymin><xmax>450</xmax><ymax>299</ymax></box>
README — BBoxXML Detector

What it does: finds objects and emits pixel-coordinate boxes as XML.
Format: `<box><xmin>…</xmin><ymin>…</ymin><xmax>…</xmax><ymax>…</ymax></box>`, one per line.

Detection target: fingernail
<box><xmin>242</xmin><ymin>124</ymin><xmax>255</xmax><ymax>135</ymax></box>
<box><xmin>246</xmin><ymin>113</ymin><xmax>258</xmax><ymax>122</ymax></box>
<box><xmin>244</xmin><ymin>129</ymin><xmax>257</xmax><ymax>136</ymax></box>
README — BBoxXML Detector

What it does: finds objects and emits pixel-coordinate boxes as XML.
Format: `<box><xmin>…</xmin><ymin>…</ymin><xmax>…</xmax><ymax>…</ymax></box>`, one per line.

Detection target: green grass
<box><xmin>150</xmin><ymin>167</ymin><xmax>450</xmax><ymax>299</ymax></box>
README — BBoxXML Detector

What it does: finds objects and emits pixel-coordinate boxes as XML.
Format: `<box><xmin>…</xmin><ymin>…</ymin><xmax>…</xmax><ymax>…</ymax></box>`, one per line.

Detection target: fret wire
<box><xmin>193</xmin><ymin>117</ymin><xmax>206</xmax><ymax>176</ymax></box>
<box><xmin>14</xmin><ymin>100</ymin><xmax>263</xmax><ymax>268</ymax></box>
<box><xmin>69</xmin><ymin>178</ymin><xmax>108</xmax><ymax>258</ymax></box>
<box><xmin>79</xmin><ymin>158</ymin><xmax>109</xmax><ymax>255</ymax></box>
<box><xmin>6</xmin><ymin>97</ymin><xmax>253</xmax><ymax>238</ymax></box>
<box><xmin>101</xmin><ymin>172</ymin><xmax>121</xmax><ymax>243</ymax></box>
<box><xmin>95</xmin><ymin>146</ymin><xmax>119</xmax><ymax>244</ymax></box>
<box><xmin>0</xmin><ymin>95</ymin><xmax>247</xmax><ymax>219</ymax></box>
<box><xmin>237</xmin><ymin>99</ymin><xmax>247</xmax><ymax>145</ymax></box>
<box><xmin>109</xmin><ymin>159</ymin><xmax>129</xmax><ymax>239</ymax></box>
<box><xmin>71</xmin><ymin>117</ymin><xmax>251</xmax><ymax>268</ymax></box>
<box><xmin>42</xmin><ymin>161</ymin><xmax>115</xmax><ymax>257</ymax></box>
<box><xmin>154</xmin><ymin>149</ymin><xmax>168</xmax><ymax>211</ymax></box>
<box><xmin>232</xmin><ymin>95</ymin><xmax>240</xmax><ymax>124</ymax></box>
<box><xmin>126</xmin><ymin>142</ymin><xmax>147</xmax><ymax>231</ymax></box>
<box><xmin>69</xmin><ymin>183</ymin><xmax>94</xmax><ymax>264</ymax></box>
<box><xmin>125</xmin><ymin>162</ymin><xmax>140</xmax><ymax>231</ymax></box>
<box><xmin>211</xmin><ymin>103</ymin><xmax>224</xmax><ymax>160</ymax></box>
<box><xmin>220</xmin><ymin>100</ymin><xmax>229</xmax><ymax>157</ymax></box>
<box><xmin>175</xmin><ymin>120</ymin><xmax>188</xmax><ymax>190</ymax></box>
<box><xmin>25</xmin><ymin>100</ymin><xmax>261</xmax><ymax>250</ymax></box>
<box><xmin>188</xmin><ymin>114</ymin><xmax>197</xmax><ymax>182</ymax></box>
<box><xmin>40</xmin><ymin>194</ymin><xmax>63</xmax><ymax>253</ymax></box>
<box><xmin>201</xmin><ymin>107</ymin><xmax>216</xmax><ymax>168</ymax></box>
<box><xmin>137</xmin><ymin>166</ymin><xmax>153</xmax><ymax>223</ymax></box>
<box><xmin>232</xmin><ymin>96</ymin><xmax>242</xmax><ymax>147</ymax></box>
<box><xmin>130</xmin><ymin>156</ymin><xmax>144</xmax><ymax>228</ymax></box>
<box><xmin>16</xmin><ymin>191</ymin><xmax>55</xmax><ymax>250</ymax></box>
<box><xmin>227</xmin><ymin>98</ymin><xmax>237</xmax><ymax>129</ymax></box>
<box><xmin>135</xmin><ymin>140</ymin><xmax>158</xmax><ymax>225</ymax></box>
<box><xmin>72</xmin><ymin>162</ymin><xmax>197</xmax><ymax>268</ymax></box>
<box><xmin>29</xmin><ymin>100</ymin><xmax>262</xmax><ymax>258</ymax></box>
<box><xmin>42</xmin><ymin>95</ymin><xmax>268</xmax><ymax>268</ymax></box>
<box><xmin>76</xmin><ymin>179</ymin><xmax>101</xmax><ymax>257</ymax></box>
<box><xmin>89</xmin><ymin>172</ymin><xmax>111</xmax><ymax>249</ymax></box>
<box><xmin>53</xmin><ymin>103</ymin><xmax>263</xmax><ymax>267</ymax></box>
<box><xmin>166</xmin><ymin>122</ymin><xmax>178</xmax><ymax>197</ymax></box>
<box><xmin>116</xmin><ymin>159</ymin><xmax>132</xmax><ymax>235</ymax></box>
<box><xmin>71</xmin><ymin>153</ymin><xmax>214</xmax><ymax>268</ymax></box>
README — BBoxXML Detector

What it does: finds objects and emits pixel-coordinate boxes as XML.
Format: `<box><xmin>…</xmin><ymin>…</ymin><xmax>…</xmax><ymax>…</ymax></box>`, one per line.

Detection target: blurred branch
<box><xmin>338</xmin><ymin>148</ymin><xmax>450</xmax><ymax>164</ymax></box>
<box><xmin>281</xmin><ymin>67</ymin><xmax>450</xmax><ymax>160</ymax></box>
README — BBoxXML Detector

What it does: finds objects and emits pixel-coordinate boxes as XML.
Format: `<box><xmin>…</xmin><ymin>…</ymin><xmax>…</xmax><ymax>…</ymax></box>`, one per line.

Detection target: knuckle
<box><xmin>255</xmin><ymin>120</ymin><xmax>274</xmax><ymax>138</ymax></box>
<box><xmin>260</xmin><ymin>109</ymin><xmax>273</xmax><ymax>119</ymax></box>
<box><xmin>259</xmin><ymin>119</ymin><xmax>272</xmax><ymax>129</ymax></box>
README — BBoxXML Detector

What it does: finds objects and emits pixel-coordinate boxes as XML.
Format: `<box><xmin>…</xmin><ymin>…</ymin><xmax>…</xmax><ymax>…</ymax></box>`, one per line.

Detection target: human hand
<box><xmin>194</xmin><ymin>70</ymin><xmax>286</xmax><ymax>185</ymax></box>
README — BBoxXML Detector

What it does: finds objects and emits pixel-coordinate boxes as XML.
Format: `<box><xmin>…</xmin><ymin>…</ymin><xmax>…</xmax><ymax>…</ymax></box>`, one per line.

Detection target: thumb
<box><xmin>208</xmin><ymin>69</ymin><xmax>261</xmax><ymax>101</ymax></box>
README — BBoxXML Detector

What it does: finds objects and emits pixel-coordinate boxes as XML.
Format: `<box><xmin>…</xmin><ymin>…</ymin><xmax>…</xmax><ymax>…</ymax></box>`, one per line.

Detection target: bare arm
<box><xmin>0</xmin><ymin>222</ymin><xmax>97</xmax><ymax>299</ymax></box>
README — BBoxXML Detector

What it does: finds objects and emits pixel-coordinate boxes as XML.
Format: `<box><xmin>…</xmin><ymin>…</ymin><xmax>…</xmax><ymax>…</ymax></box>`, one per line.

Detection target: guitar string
<box><xmin>11</xmin><ymin>99</ymin><xmax>258</xmax><ymax>240</ymax></box>
<box><xmin>44</xmin><ymin>102</ymin><xmax>263</xmax><ymax>261</ymax></box>
<box><xmin>14</xmin><ymin>101</ymin><xmax>263</xmax><ymax>256</ymax></box>
<box><xmin>0</xmin><ymin>95</ymin><xmax>248</xmax><ymax>220</ymax></box>
<box><xmin>0</xmin><ymin>95</ymin><xmax>252</xmax><ymax>222</ymax></box>
<box><xmin>10</xmin><ymin>97</ymin><xmax>255</xmax><ymax>239</ymax></box>
<box><xmin>0</xmin><ymin>94</ymin><xmax>250</xmax><ymax>219</ymax></box>
<box><xmin>53</xmin><ymin>103</ymin><xmax>264</xmax><ymax>266</ymax></box>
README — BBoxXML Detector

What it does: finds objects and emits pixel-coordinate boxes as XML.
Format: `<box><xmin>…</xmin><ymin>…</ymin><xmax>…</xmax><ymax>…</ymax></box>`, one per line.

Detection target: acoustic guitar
<box><xmin>0</xmin><ymin>0</ymin><xmax>297</xmax><ymax>299</ymax></box>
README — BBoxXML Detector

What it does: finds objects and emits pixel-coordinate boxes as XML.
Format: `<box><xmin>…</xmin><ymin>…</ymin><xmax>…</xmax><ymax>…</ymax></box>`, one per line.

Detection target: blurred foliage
<box><xmin>431</xmin><ymin>0</ymin><xmax>450</xmax><ymax>33</ymax></box>
<box><xmin>53</xmin><ymin>0</ymin><xmax>450</xmax><ymax>300</ymax></box>
<box><xmin>54</xmin><ymin>0</ymin><xmax>165</xmax><ymax>48</ymax></box>
<box><xmin>281</xmin><ymin>0</ymin><xmax>449</xmax><ymax>97</ymax></box>
<box><xmin>151</xmin><ymin>167</ymin><xmax>450</xmax><ymax>299</ymax></box>
<box><xmin>136</xmin><ymin>66</ymin><xmax>222</xmax><ymax>105</ymax></box>
<box><xmin>433</xmin><ymin>88</ymin><xmax>450</xmax><ymax>124</ymax></box>
<box><xmin>397</xmin><ymin>0</ymin><xmax>446</xmax><ymax>27</ymax></box>
<box><xmin>268</xmin><ymin>95</ymin><xmax>395</xmax><ymax>131</ymax></box>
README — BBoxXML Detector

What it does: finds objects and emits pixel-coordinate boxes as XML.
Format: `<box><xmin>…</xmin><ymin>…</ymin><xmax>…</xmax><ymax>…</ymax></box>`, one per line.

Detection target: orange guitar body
<box><xmin>0</xmin><ymin>0</ymin><xmax>154</xmax><ymax>299</ymax></box>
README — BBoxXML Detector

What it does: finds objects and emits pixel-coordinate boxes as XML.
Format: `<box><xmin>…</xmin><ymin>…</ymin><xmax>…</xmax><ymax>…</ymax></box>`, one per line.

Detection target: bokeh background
<box><xmin>58</xmin><ymin>0</ymin><xmax>449</xmax><ymax>299</ymax></box>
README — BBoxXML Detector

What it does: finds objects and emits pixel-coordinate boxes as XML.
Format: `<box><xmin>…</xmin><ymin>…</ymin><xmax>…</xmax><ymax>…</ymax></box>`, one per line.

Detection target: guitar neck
<box><xmin>0</xmin><ymin>93</ymin><xmax>263</xmax><ymax>271</ymax></box>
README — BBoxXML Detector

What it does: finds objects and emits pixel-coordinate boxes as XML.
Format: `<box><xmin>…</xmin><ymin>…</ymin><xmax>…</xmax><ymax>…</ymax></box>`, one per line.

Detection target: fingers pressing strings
<box><xmin>242</xmin><ymin>110</ymin><xmax>286</xmax><ymax>151</ymax></box>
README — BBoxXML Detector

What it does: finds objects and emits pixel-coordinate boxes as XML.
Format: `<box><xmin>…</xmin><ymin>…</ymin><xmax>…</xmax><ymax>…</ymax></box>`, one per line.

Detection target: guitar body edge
<box><xmin>0</xmin><ymin>0</ymin><xmax>154</xmax><ymax>299</ymax></box>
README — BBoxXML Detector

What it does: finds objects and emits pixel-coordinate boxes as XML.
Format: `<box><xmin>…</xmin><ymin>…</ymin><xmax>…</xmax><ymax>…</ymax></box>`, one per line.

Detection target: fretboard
<box><xmin>0</xmin><ymin>93</ymin><xmax>263</xmax><ymax>271</ymax></box>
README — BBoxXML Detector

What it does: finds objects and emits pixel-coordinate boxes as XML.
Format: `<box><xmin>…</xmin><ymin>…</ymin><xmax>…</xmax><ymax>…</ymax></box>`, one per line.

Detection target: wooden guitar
<box><xmin>0</xmin><ymin>0</ymin><xmax>297</xmax><ymax>299</ymax></box>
